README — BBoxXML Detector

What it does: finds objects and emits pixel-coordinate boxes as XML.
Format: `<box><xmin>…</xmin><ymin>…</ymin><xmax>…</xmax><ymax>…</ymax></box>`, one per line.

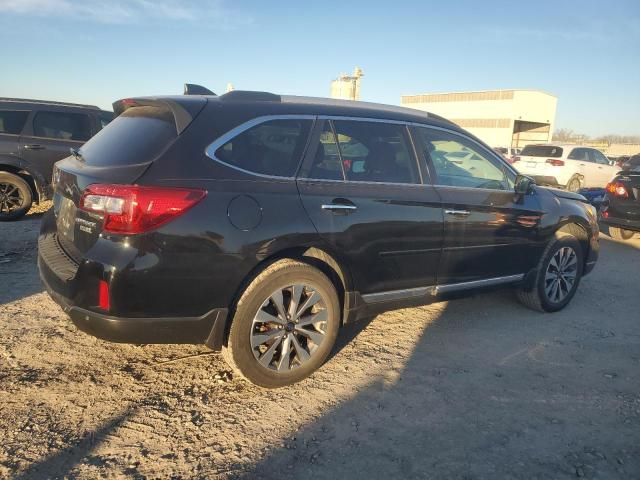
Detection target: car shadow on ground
<box><xmin>12</xmin><ymin>408</ymin><xmax>136</xmax><ymax>480</ymax></box>
<box><xmin>238</xmin><ymin>287</ymin><xmax>640</xmax><ymax>479</ymax></box>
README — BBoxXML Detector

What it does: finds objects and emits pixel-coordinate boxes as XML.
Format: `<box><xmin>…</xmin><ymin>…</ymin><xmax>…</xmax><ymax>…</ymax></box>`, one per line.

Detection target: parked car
<box><xmin>620</xmin><ymin>153</ymin><xmax>640</xmax><ymax>172</ymax></box>
<box><xmin>513</xmin><ymin>144</ymin><xmax>619</xmax><ymax>191</ymax></box>
<box><xmin>38</xmin><ymin>89</ymin><xmax>599</xmax><ymax>387</ymax></box>
<box><xmin>0</xmin><ymin>98</ymin><xmax>113</xmax><ymax>220</ymax></box>
<box><xmin>494</xmin><ymin>146</ymin><xmax>521</xmax><ymax>163</ymax></box>
<box><xmin>600</xmin><ymin>154</ymin><xmax>640</xmax><ymax>240</ymax></box>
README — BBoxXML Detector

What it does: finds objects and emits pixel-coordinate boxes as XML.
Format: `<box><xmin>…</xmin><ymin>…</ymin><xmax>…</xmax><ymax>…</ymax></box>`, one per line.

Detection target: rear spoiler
<box><xmin>112</xmin><ymin>96</ymin><xmax>207</xmax><ymax>135</ymax></box>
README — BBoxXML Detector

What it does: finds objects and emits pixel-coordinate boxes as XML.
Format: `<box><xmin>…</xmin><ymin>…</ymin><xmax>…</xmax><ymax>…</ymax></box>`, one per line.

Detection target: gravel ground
<box><xmin>1</xmin><ymin>211</ymin><xmax>639</xmax><ymax>479</ymax></box>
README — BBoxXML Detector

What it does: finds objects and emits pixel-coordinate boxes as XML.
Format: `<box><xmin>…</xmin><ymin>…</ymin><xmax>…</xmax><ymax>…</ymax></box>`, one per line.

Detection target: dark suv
<box><xmin>0</xmin><ymin>98</ymin><xmax>113</xmax><ymax>220</ymax></box>
<box><xmin>38</xmin><ymin>91</ymin><xmax>599</xmax><ymax>387</ymax></box>
<box><xmin>600</xmin><ymin>154</ymin><xmax>640</xmax><ymax>240</ymax></box>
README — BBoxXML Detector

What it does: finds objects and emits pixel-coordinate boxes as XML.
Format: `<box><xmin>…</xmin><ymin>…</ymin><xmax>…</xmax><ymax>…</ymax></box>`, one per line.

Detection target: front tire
<box><xmin>517</xmin><ymin>233</ymin><xmax>583</xmax><ymax>312</ymax></box>
<box><xmin>0</xmin><ymin>172</ymin><xmax>32</xmax><ymax>221</ymax></box>
<box><xmin>223</xmin><ymin>259</ymin><xmax>340</xmax><ymax>388</ymax></box>
<box><xmin>609</xmin><ymin>227</ymin><xmax>635</xmax><ymax>240</ymax></box>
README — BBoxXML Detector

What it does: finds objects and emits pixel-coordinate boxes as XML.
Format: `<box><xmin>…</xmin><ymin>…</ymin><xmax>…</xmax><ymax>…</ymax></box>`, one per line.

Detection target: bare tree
<box><xmin>552</xmin><ymin>128</ymin><xmax>577</xmax><ymax>142</ymax></box>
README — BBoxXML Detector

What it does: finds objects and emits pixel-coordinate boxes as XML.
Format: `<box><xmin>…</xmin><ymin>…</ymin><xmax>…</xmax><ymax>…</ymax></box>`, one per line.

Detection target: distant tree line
<box><xmin>552</xmin><ymin>128</ymin><xmax>640</xmax><ymax>144</ymax></box>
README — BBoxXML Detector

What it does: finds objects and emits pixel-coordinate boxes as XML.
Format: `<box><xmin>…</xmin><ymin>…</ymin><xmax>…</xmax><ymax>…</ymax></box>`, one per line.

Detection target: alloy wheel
<box><xmin>250</xmin><ymin>284</ymin><xmax>328</xmax><ymax>372</ymax></box>
<box><xmin>544</xmin><ymin>246</ymin><xmax>578</xmax><ymax>303</ymax></box>
<box><xmin>0</xmin><ymin>182</ymin><xmax>24</xmax><ymax>214</ymax></box>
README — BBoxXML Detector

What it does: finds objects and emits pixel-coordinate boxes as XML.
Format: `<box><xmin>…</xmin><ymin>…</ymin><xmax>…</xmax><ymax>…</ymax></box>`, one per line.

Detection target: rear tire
<box><xmin>0</xmin><ymin>172</ymin><xmax>32</xmax><ymax>221</ymax></box>
<box><xmin>566</xmin><ymin>175</ymin><xmax>581</xmax><ymax>192</ymax></box>
<box><xmin>609</xmin><ymin>227</ymin><xmax>635</xmax><ymax>240</ymax></box>
<box><xmin>516</xmin><ymin>233</ymin><xmax>583</xmax><ymax>312</ymax></box>
<box><xmin>223</xmin><ymin>259</ymin><xmax>340</xmax><ymax>388</ymax></box>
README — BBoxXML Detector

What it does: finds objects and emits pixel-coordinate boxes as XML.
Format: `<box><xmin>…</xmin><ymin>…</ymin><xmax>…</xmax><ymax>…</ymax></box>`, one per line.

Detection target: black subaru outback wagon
<box><xmin>38</xmin><ymin>90</ymin><xmax>599</xmax><ymax>387</ymax></box>
<box><xmin>0</xmin><ymin>98</ymin><xmax>113</xmax><ymax>220</ymax></box>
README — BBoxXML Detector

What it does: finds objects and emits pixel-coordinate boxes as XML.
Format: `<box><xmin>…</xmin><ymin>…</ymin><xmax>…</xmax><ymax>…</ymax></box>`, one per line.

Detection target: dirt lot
<box><xmin>1</xmin><ymin>208</ymin><xmax>639</xmax><ymax>479</ymax></box>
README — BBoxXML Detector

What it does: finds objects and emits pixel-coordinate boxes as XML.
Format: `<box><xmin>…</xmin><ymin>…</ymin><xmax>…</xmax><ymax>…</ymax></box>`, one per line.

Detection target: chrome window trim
<box><xmin>298</xmin><ymin>177</ymin><xmax>429</xmax><ymax>188</ymax></box>
<box><xmin>204</xmin><ymin>113</ymin><xmax>518</xmax><ymax>184</ymax></box>
<box><xmin>308</xmin><ymin>117</ymin><xmax>423</xmax><ymax>186</ymax></box>
<box><xmin>412</xmin><ymin>124</ymin><xmax>518</xmax><ymax>176</ymax></box>
<box><xmin>204</xmin><ymin>114</ymin><xmax>316</xmax><ymax>181</ymax></box>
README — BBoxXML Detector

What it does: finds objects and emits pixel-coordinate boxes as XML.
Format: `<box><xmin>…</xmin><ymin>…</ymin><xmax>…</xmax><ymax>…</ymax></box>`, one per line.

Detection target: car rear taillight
<box><xmin>80</xmin><ymin>184</ymin><xmax>207</xmax><ymax>234</ymax></box>
<box><xmin>511</xmin><ymin>156</ymin><xmax>521</xmax><ymax>163</ymax></box>
<box><xmin>606</xmin><ymin>181</ymin><xmax>628</xmax><ymax>198</ymax></box>
<box><xmin>545</xmin><ymin>159</ymin><xmax>565</xmax><ymax>166</ymax></box>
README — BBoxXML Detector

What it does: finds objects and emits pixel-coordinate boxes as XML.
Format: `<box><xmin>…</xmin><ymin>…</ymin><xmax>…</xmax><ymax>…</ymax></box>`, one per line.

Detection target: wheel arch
<box><xmin>221</xmin><ymin>245</ymin><xmax>355</xmax><ymax>346</ymax></box>
<box><xmin>0</xmin><ymin>157</ymin><xmax>46</xmax><ymax>203</ymax></box>
<box><xmin>556</xmin><ymin>219</ymin><xmax>590</xmax><ymax>266</ymax></box>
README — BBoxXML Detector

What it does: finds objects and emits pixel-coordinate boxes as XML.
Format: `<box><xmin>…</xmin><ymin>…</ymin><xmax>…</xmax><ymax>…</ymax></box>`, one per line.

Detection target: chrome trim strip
<box><xmin>362</xmin><ymin>286</ymin><xmax>435</xmax><ymax>304</ymax></box>
<box><xmin>361</xmin><ymin>274</ymin><xmax>525</xmax><ymax>304</ymax></box>
<box><xmin>321</xmin><ymin>204</ymin><xmax>357</xmax><ymax>211</ymax></box>
<box><xmin>299</xmin><ymin>177</ymin><xmax>426</xmax><ymax>187</ymax></box>
<box><xmin>203</xmin><ymin>113</ymin><xmax>517</xmax><ymax>183</ymax></box>
<box><xmin>433</xmin><ymin>274</ymin><xmax>524</xmax><ymax>295</ymax></box>
<box><xmin>204</xmin><ymin>114</ymin><xmax>316</xmax><ymax>181</ymax></box>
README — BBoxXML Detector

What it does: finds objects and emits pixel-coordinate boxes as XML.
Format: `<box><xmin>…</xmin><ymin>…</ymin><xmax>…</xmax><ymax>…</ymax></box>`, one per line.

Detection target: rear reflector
<box><xmin>98</xmin><ymin>280</ymin><xmax>110</xmax><ymax>311</ymax></box>
<box><xmin>80</xmin><ymin>184</ymin><xmax>207</xmax><ymax>234</ymax></box>
<box><xmin>545</xmin><ymin>159</ymin><xmax>565</xmax><ymax>166</ymax></box>
<box><xmin>606</xmin><ymin>182</ymin><xmax>628</xmax><ymax>198</ymax></box>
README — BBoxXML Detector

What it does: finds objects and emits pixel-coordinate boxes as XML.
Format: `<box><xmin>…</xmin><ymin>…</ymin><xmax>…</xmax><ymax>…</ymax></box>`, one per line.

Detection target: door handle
<box><xmin>321</xmin><ymin>203</ymin><xmax>357</xmax><ymax>212</ymax></box>
<box><xmin>445</xmin><ymin>209</ymin><xmax>471</xmax><ymax>217</ymax></box>
<box><xmin>24</xmin><ymin>144</ymin><xmax>45</xmax><ymax>150</ymax></box>
<box><xmin>579</xmin><ymin>163</ymin><xmax>586</xmax><ymax>166</ymax></box>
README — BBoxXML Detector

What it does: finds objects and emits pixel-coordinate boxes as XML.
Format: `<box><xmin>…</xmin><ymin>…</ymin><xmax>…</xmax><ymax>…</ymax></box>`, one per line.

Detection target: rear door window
<box><xmin>0</xmin><ymin>110</ymin><xmax>30</xmax><ymax>135</ymax></box>
<box><xmin>214</xmin><ymin>119</ymin><xmax>312</xmax><ymax>177</ymax></box>
<box><xmin>568</xmin><ymin>148</ymin><xmax>589</xmax><ymax>161</ymax></box>
<box><xmin>33</xmin><ymin>111</ymin><xmax>92</xmax><ymax>141</ymax></box>
<box><xmin>79</xmin><ymin>106</ymin><xmax>177</xmax><ymax>167</ymax></box>
<box><xmin>329</xmin><ymin>120</ymin><xmax>419</xmax><ymax>184</ymax></box>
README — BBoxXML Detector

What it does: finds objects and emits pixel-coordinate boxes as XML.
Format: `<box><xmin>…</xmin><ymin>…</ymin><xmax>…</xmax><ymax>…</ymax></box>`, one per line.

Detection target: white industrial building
<box><xmin>400</xmin><ymin>89</ymin><xmax>557</xmax><ymax>150</ymax></box>
<box><xmin>330</xmin><ymin>67</ymin><xmax>364</xmax><ymax>101</ymax></box>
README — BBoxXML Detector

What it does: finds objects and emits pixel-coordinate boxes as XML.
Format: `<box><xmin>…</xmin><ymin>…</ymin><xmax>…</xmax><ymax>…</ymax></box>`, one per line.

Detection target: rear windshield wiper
<box><xmin>69</xmin><ymin>148</ymin><xmax>84</xmax><ymax>162</ymax></box>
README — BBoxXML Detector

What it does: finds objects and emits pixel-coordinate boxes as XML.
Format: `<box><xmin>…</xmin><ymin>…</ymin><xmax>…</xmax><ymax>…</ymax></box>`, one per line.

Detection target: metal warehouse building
<box><xmin>400</xmin><ymin>89</ymin><xmax>557</xmax><ymax>150</ymax></box>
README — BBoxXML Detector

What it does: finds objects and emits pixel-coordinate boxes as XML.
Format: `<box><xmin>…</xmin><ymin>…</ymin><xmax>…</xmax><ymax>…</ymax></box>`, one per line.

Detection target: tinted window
<box><xmin>623</xmin><ymin>155</ymin><xmax>640</xmax><ymax>171</ymax></box>
<box><xmin>309</xmin><ymin>122</ymin><xmax>344</xmax><ymax>180</ymax></box>
<box><xmin>98</xmin><ymin>111</ymin><xmax>114</xmax><ymax>130</ymax></box>
<box><xmin>33</xmin><ymin>111</ymin><xmax>92</xmax><ymax>141</ymax></box>
<box><xmin>0</xmin><ymin>110</ymin><xmax>29</xmax><ymax>135</ymax></box>
<box><xmin>215</xmin><ymin>119</ymin><xmax>312</xmax><ymax>177</ymax></box>
<box><xmin>568</xmin><ymin>148</ymin><xmax>588</xmax><ymax>161</ymax></box>
<box><xmin>79</xmin><ymin>106</ymin><xmax>176</xmax><ymax>167</ymax></box>
<box><xmin>521</xmin><ymin>145</ymin><xmax>563</xmax><ymax>158</ymax></box>
<box><xmin>415</xmin><ymin>127</ymin><xmax>512</xmax><ymax>190</ymax></box>
<box><xmin>590</xmin><ymin>149</ymin><xmax>609</xmax><ymax>165</ymax></box>
<box><xmin>330</xmin><ymin>120</ymin><xmax>419</xmax><ymax>184</ymax></box>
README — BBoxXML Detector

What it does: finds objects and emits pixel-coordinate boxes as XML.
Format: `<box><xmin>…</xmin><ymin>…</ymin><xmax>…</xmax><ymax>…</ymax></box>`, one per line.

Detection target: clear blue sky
<box><xmin>1</xmin><ymin>0</ymin><xmax>639</xmax><ymax>136</ymax></box>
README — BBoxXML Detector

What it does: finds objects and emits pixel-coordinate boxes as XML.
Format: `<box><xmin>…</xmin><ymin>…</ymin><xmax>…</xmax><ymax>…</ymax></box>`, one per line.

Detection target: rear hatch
<box><xmin>52</xmin><ymin>97</ymin><xmax>206</xmax><ymax>257</ymax></box>
<box><xmin>516</xmin><ymin>145</ymin><xmax>564</xmax><ymax>170</ymax></box>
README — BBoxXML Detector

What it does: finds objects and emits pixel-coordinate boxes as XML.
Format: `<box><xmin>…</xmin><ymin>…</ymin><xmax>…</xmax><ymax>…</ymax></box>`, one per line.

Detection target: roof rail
<box><xmin>220</xmin><ymin>90</ymin><xmax>281</xmax><ymax>102</ymax></box>
<box><xmin>184</xmin><ymin>84</ymin><xmax>216</xmax><ymax>96</ymax></box>
<box><xmin>0</xmin><ymin>97</ymin><xmax>100</xmax><ymax>109</ymax></box>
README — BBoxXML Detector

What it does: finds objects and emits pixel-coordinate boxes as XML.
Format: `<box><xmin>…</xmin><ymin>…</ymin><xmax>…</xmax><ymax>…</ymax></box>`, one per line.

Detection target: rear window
<box><xmin>520</xmin><ymin>145</ymin><xmax>563</xmax><ymax>158</ymax></box>
<box><xmin>0</xmin><ymin>110</ymin><xmax>29</xmax><ymax>135</ymax></box>
<box><xmin>33</xmin><ymin>111</ymin><xmax>92</xmax><ymax>141</ymax></box>
<box><xmin>79</xmin><ymin>106</ymin><xmax>176</xmax><ymax>167</ymax></box>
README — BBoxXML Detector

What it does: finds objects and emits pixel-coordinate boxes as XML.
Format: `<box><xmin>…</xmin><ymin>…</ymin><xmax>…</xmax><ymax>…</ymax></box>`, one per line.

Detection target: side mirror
<box><xmin>514</xmin><ymin>174</ymin><xmax>535</xmax><ymax>195</ymax></box>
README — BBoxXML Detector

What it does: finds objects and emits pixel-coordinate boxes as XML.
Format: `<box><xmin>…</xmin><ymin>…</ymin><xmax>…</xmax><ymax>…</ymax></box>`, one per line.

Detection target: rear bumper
<box><xmin>38</xmin><ymin>233</ymin><xmax>229</xmax><ymax>350</ymax></box>
<box><xmin>530</xmin><ymin>175</ymin><xmax>561</xmax><ymax>187</ymax></box>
